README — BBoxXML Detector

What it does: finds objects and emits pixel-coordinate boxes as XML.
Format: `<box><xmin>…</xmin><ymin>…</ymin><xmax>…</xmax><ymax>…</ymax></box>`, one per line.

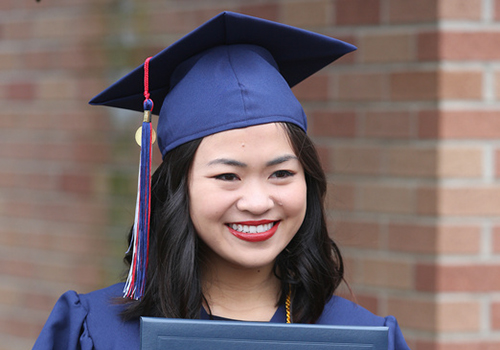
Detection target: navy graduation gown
<box><xmin>33</xmin><ymin>283</ymin><xmax>410</xmax><ymax>350</ymax></box>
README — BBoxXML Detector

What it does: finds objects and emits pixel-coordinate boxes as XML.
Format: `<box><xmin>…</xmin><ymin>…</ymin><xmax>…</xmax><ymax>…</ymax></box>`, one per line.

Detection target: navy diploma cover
<box><xmin>141</xmin><ymin>317</ymin><xmax>389</xmax><ymax>349</ymax></box>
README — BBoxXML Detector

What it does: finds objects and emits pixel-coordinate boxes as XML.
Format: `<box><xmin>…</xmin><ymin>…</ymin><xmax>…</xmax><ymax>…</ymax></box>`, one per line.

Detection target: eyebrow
<box><xmin>207</xmin><ymin>154</ymin><xmax>298</xmax><ymax>167</ymax></box>
<box><xmin>265</xmin><ymin>154</ymin><xmax>298</xmax><ymax>167</ymax></box>
<box><xmin>207</xmin><ymin>158</ymin><xmax>247</xmax><ymax>167</ymax></box>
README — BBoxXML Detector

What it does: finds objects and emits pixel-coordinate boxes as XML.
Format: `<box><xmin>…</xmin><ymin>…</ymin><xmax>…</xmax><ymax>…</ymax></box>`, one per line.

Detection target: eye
<box><xmin>214</xmin><ymin>173</ymin><xmax>240</xmax><ymax>181</ymax></box>
<box><xmin>270</xmin><ymin>170</ymin><xmax>295</xmax><ymax>179</ymax></box>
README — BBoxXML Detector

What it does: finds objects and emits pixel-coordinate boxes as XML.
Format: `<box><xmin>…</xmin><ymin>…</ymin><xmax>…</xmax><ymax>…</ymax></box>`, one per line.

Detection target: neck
<box><xmin>201</xmin><ymin>256</ymin><xmax>281</xmax><ymax>322</ymax></box>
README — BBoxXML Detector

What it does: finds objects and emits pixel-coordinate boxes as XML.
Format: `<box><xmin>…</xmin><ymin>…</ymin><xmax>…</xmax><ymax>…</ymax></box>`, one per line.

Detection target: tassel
<box><xmin>124</xmin><ymin>57</ymin><xmax>154</xmax><ymax>300</ymax></box>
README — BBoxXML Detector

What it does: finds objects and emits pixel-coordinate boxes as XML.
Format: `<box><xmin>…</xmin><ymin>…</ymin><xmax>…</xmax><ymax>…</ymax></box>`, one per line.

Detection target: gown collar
<box><xmin>199</xmin><ymin>304</ymin><xmax>287</xmax><ymax>323</ymax></box>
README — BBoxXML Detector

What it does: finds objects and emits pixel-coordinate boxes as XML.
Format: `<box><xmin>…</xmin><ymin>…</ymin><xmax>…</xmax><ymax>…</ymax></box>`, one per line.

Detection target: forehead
<box><xmin>194</xmin><ymin>123</ymin><xmax>294</xmax><ymax>162</ymax></box>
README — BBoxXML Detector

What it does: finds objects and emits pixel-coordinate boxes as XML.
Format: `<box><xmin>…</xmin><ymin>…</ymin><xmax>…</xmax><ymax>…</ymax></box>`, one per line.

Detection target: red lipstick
<box><xmin>227</xmin><ymin>221</ymin><xmax>280</xmax><ymax>242</ymax></box>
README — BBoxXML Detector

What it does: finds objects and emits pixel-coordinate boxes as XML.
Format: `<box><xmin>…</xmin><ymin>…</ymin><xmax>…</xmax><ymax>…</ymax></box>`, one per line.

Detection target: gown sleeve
<box><xmin>384</xmin><ymin>315</ymin><xmax>410</xmax><ymax>350</ymax></box>
<box><xmin>32</xmin><ymin>290</ymin><xmax>94</xmax><ymax>350</ymax></box>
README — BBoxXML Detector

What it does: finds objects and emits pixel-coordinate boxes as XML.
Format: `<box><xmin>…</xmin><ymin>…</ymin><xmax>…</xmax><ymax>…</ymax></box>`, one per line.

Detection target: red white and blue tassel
<box><xmin>124</xmin><ymin>57</ymin><xmax>155</xmax><ymax>300</ymax></box>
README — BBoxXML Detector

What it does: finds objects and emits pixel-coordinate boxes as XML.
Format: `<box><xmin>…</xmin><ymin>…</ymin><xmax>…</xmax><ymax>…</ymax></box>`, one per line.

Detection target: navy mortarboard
<box><xmin>89</xmin><ymin>11</ymin><xmax>356</xmax><ymax>300</ymax></box>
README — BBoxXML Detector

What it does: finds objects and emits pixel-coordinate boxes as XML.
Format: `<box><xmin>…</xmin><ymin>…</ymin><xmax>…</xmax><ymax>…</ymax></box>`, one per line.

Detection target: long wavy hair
<box><xmin>120</xmin><ymin>122</ymin><xmax>344</xmax><ymax>324</ymax></box>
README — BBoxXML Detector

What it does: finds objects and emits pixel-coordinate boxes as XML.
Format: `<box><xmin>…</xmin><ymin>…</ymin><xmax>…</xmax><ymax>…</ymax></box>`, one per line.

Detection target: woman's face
<box><xmin>188</xmin><ymin>123</ymin><xmax>307</xmax><ymax>271</ymax></box>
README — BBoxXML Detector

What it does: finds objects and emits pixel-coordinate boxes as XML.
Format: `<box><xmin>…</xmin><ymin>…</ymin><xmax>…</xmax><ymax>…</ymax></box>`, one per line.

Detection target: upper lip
<box><xmin>227</xmin><ymin>220</ymin><xmax>276</xmax><ymax>225</ymax></box>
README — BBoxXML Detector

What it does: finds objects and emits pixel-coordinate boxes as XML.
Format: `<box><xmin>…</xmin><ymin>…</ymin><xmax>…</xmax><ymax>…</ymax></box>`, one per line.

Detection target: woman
<box><xmin>33</xmin><ymin>11</ymin><xmax>410</xmax><ymax>349</ymax></box>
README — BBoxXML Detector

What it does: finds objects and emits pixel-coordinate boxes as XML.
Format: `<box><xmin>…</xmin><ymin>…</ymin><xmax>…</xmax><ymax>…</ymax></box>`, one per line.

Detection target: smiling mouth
<box><xmin>228</xmin><ymin>221</ymin><xmax>276</xmax><ymax>234</ymax></box>
<box><xmin>226</xmin><ymin>221</ymin><xmax>280</xmax><ymax>242</ymax></box>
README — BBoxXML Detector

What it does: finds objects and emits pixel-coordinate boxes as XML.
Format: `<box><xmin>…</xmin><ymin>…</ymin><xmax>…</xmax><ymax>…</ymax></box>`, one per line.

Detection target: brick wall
<box><xmin>313</xmin><ymin>0</ymin><xmax>500</xmax><ymax>349</ymax></box>
<box><xmin>2</xmin><ymin>0</ymin><xmax>499</xmax><ymax>349</ymax></box>
<box><xmin>0</xmin><ymin>1</ymin><xmax>136</xmax><ymax>349</ymax></box>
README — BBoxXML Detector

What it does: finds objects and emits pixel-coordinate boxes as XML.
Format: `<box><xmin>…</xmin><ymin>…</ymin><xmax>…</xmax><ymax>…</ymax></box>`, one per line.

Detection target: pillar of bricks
<box><xmin>2</xmin><ymin>1</ymin><xmax>500</xmax><ymax>349</ymax></box>
<box><xmin>0</xmin><ymin>1</ymin><xmax>135</xmax><ymax>349</ymax></box>
<box><xmin>313</xmin><ymin>0</ymin><xmax>500</xmax><ymax>349</ymax></box>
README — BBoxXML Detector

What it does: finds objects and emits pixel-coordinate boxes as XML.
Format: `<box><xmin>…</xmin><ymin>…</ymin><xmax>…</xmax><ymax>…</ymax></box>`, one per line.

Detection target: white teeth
<box><xmin>230</xmin><ymin>222</ymin><xmax>274</xmax><ymax>233</ymax></box>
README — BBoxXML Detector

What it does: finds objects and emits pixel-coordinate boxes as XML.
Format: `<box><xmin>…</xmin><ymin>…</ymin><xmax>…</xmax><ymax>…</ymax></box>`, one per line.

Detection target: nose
<box><xmin>235</xmin><ymin>180</ymin><xmax>274</xmax><ymax>215</ymax></box>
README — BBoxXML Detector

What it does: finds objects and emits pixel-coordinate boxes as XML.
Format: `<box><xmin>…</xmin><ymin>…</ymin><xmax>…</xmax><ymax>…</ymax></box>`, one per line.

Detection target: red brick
<box><xmin>416</xmin><ymin>186</ymin><xmax>439</xmax><ymax>215</ymax></box>
<box><xmin>437</xmin><ymin>147</ymin><xmax>482</xmax><ymax>178</ymax></box>
<box><xmin>0</xmin><ymin>172</ymin><xmax>55</xmax><ymax>191</ymax></box>
<box><xmin>362</xmin><ymin>258</ymin><xmax>414</xmax><ymax>289</ymax></box>
<box><xmin>6</xmin><ymin>82</ymin><xmax>37</xmax><ymax>100</ymax></box>
<box><xmin>334</xmin><ymin>220</ymin><xmax>381</xmax><ymax>249</ymax></box>
<box><xmin>342</xmin><ymin>256</ymin><xmax>362</xmax><ymax>284</ymax></box>
<box><xmin>149</xmin><ymin>10</ymin><xmax>202</xmax><ymax>34</ymax></box>
<box><xmin>388</xmin><ymin>0</ymin><xmax>438</xmax><ymax>23</ymax></box>
<box><xmin>387</xmin><ymin>145</ymin><xmax>482</xmax><ymax>178</ymax></box>
<box><xmin>0</xmin><ymin>230</ymin><xmax>110</xmax><ymax>256</ymax></box>
<box><xmin>22</xmin><ymin>49</ymin><xmax>58</xmax><ymax>70</ymax></box>
<box><xmin>337</xmin><ymin>72</ymin><xmax>387</xmax><ymax>101</ymax></box>
<box><xmin>417</xmin><ymin>264</ymin><xmax>500</xmax><ymax>292</ymax></box>
<box><xmin>386</xmin><ymin>147</ymin><xmax>437</xmax><ymax>177</ymax></box>
<box><xmin>439</xmin><ymin>70</ymin><xmax>483</xmax><ymax>100</ymax></box>
<box><xmin>57</xmin><ymin>45</ymin><xmax>106</xmax><ymax>71</ymax></box>
<box><xmin>337</xmin><ymin>285</ymin><xmax>375</xmax><ymax>309</ymax></box>
<box><xmin>390</xmin><ymin>70</ymin><xmax>438</xmax><ymax>101</ymax></box>
<box><xmin>326</xmin><ymin>182</ymin><xmax>355</xmax><ymax>211</ymax></box>
<box><xmin>492</xmin><ymin>301</ymin><xmax>500</xmax><ymax>330</ymax></box>
<box><xmin>335</xmin><ymin>0</ymin><xmax>380</xmax><ymax>25</ymax></box>
<box><xmin>292</xmin><ymin>74</ymin><xmax>329</xmax><ymax>101</ymax></box>
<box><xmin>238</xmin><ymin>4</ymin><xmax>279</xmax><ymax>21</ymax></box>
<box><xmin>418</xmin><ymin>186</ymin><xmax>500</xmax><ymax>216</ymax></box>
<box><xmin>282</xmin><ymin>0</ymin><xmax>330</xmax><ymax>27</ymax></box>
<box><xmin>0</xmin><ymin>110</ymin><xmax>110</xmax><ymax>132</ymax></box>
<box><xmin>418</xmin><ymin>31</ymin><xmax>440</xmax><ymax>61</ymax></box>
<box><xmin>314</xmin><ymin>144</ymin><xmax>331</xmax><ymax>171</ymax></box>
<box><xmin>415</xmin><ymin>341</ymin><xmax>500</xmax><ymax>350</ymax></box>
<box><xmin>493</xmin><ymin>226</ymin><xmax>500</xmax><ymax>253</ymax></box>
<box><xmin>423</xmin><ymin>31</ymin><xmax>500</xmax><ymax>61</ymax></box>
<box><xmin>309</xmin><ymin>110</ymin><xmax>357</xmax><ymax>138</ymax></box>
<box><xmin>0</xmin><ymin>317</ymin><xmax>43</xmax><ymax>339</ymax></box>
<box><xmin>438</xmin><ymin>187</ymin><xmax>500</xmax><ymax>216</ymax></box>
<box><xmin>418</xmin><ymin>110</ymin><xmax>500</xmax><ymax>139</ymax></box>
<box><xmin>0</xmin><ymin>142</ymin><xmax>110</xmax><ymax>163</ymax></box>
<box><xmin>439</xmin><ymin>31</ymin><xmax>500</xmax><ymax>60</ymax></box>
<box><xmin>363</xmin><ymin>111</ymin><xmax>413</xmax><ymax>139</ymax></box>
<box><xmin>359</xmin><ymin>183</ymin><xmax>415</xmax><ymax>214</ymax></box>
<box><xmin>0</xmin><ymin>52</ymin><xmax>17</xmax><ymax>71</ymax></box>
<box><xmin>387</xmin><ymin>297</ymin><xmax>436</xmax><ymax>331</ymax></box>
<box><xmin>360</xmin><ymin>33</ymin><xmax>414</xmax><ymax>63</ymax></box>
<box><xmin>37</xmin><ymin>77</ymin><xmax>78</xmax><ymax>100</ymax></box>
<box><xmin>388</xmin><ymin>224</ymin><xmax>481</xmax><ymax>254</ymax></box>
<box><xmin>2</xmin><ymin>20</ymin><xmax>33</xmax><ymax>40</ymax></box>
<box><xmin>354</xmin><ymin>294</ymin><xmax>379</xmax><ymax>315</ymax></box>
<box><xmin>332</xmin><ymin>145</ymin><xmax>382</xmax><ymax>175</ymax></box>
<box><xmin>1</xmin><ymin>199</ymin><xmax>108</xmax><ymax>225</ymax></box>
<box><xmin>388</xmin><ymin>297</ymin><xmax>480</xmax><ymax>332</ymax></box>
<box><xmin>496</xmin><ymin>0</ymin><xmax>500</xmax><ymax>21</ymax></box>
<box><xmin>315</xmin><ymin>143</ymin><xmax>332</xmax><ymax>173</ymax></box>
<box><xmin>439</xmin><ymin>0</ymin><xmax>482</xmax><ymax>19</ymax></box>
<box><xmin>59</xmin><ymin>173</ymin><xmax>94</xmax><ymax>194</ymax></box>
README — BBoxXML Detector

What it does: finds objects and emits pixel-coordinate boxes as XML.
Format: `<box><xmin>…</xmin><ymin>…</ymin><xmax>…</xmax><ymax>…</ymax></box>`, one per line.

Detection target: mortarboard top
<box><xmin>89</xmin><ymin>11</ymin><xmax>356</xmax><ymax>157</ymax></box>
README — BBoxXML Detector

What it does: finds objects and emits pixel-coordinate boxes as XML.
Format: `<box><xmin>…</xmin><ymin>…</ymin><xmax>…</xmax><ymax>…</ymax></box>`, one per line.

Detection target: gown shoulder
<box><xmin>32</xmin><ymin>283</ymin><xmax>139</xmax><ymax>350</ymax></box>
<box><xmin>316</xmin><ymin>295</ymin><xmax>410</xmax><ymax>350</ymax></box>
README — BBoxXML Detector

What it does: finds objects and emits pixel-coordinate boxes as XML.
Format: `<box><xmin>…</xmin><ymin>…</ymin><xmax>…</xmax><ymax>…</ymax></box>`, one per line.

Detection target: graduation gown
<box><xmin>33</xmin><ymin>283</ymin><xmax>410</xmax><ymax>350</ymax></box>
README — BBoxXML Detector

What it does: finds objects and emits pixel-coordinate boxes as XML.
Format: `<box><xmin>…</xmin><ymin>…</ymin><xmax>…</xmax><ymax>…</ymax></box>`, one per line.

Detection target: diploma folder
<box><xmin>141</xmin><ymin>317</ymin><xmax>389</xmax><ymax>350</ymax></box>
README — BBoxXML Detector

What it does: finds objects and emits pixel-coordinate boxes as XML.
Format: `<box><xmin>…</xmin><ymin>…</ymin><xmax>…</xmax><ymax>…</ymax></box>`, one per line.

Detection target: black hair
<box><xmin>120</xmin><ymin>123</ymin><xmax>344</xmax><ymax>324</ymax></box>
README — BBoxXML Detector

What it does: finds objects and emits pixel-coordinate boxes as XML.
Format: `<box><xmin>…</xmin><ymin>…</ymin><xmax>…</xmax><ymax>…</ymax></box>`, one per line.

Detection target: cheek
<box><xmin>280</xmin><ymin>182</ymin><xmax>308</xmax><ymax>218</ymax></box>
<box><xmin>189</xmin><ymin>183</ymin><xmax>232</xmax><ymax>224</ymax></box>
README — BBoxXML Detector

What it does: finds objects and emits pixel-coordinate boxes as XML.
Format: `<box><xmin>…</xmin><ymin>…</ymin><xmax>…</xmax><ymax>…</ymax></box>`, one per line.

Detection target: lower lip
<box><xmin>228</xmin><ymin>222</ymin><xmax>280</xmax><ymax>242</ymax></box>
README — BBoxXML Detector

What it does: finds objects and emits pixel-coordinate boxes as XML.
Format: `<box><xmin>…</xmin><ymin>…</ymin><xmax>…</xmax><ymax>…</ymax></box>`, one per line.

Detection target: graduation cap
<box><xmin>90</xmin><ymin>11</ymin><xmax>356</xmax><ymax>300</ymax></box>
